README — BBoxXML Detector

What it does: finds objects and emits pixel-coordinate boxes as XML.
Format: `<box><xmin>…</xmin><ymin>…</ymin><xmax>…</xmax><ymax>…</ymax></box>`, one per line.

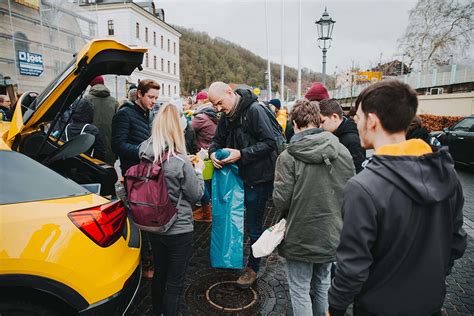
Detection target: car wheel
<box><xmin>0</xmin><ymin>299</ymin><xmax>62</xmax><ymax>316</ymax></box>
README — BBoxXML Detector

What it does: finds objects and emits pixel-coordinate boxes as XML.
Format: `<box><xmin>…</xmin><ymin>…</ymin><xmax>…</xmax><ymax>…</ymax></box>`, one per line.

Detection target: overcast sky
<box><xmin>159</xmin><ymin>0</ymin><xmax>418</xmax><ymax>74</ymax></box>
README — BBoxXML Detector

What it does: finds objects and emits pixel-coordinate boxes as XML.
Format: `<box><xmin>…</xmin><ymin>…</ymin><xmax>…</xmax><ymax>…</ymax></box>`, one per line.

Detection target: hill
<box><xmin>177</xmin><ymin>26</ymin><xmax>330</xmax><ymax>97</ymax></box>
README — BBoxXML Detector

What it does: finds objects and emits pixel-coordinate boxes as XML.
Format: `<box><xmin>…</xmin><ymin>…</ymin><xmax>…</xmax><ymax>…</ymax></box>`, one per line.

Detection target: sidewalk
<box><xmin>128</xmin><ymin>169</ymin><xmax>474</xmax><ymax>315</ymax></box>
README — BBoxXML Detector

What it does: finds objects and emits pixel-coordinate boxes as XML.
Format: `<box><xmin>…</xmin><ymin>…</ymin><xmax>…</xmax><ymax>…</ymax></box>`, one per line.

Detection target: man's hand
<box><xmin>220</xmin><ymin>148</ymin><xmax>241</xmax><ymax>164</ymax></box>
<box><xmin>210</xmin><ymin>152</ymin><xmax>223</xmax><ymax>169</ymax></box>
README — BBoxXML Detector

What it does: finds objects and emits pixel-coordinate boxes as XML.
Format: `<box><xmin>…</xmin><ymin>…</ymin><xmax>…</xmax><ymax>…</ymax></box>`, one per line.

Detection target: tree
<box><xmin>398</xmin><ymin>0</ymin><xmax>472</xmax><ymax>71</ymax></box>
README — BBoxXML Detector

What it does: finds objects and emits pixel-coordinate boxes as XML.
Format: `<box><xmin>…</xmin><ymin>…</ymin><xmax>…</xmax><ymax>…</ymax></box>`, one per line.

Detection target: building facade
<box><xmin>82</xmin><ymin>0</ymin><xmax>181</xmax><ymax>102</ymax></box>
<box><xmin>0</xmin><ymin>0</ymin><xmax>97</xmax><ymax>93</ymax></box>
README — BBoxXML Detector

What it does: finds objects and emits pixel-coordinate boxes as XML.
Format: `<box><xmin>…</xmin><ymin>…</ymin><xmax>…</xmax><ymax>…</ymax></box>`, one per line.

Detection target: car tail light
<box><xmin>68</xmin><ymin>200</ymin><xmax>127</xmax><ymax>247</ymax></box>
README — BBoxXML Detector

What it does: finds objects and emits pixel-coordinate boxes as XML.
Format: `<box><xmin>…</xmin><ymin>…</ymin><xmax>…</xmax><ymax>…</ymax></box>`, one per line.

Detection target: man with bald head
<box><xmin>208</xmin><ymin>82</ymin><xmax>277</xmax><ymax>288</ymax></box>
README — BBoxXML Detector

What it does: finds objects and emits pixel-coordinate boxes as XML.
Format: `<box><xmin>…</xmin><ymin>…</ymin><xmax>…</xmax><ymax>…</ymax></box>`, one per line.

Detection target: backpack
<box><xmin>241</xmin><ymin>102</ymin><xmax>287</xmax><ymax>155</ymax></box>
<box><xmin>124</xmin><ymin>153</ymin><xmax>180</xmax><ymax>233</ymax></box>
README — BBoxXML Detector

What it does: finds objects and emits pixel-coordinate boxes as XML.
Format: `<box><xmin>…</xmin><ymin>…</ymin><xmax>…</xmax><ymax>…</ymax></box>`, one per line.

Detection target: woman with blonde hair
<box><xmin>138</xmin><ymin>103</ymin><xmax>204</xmax><ymax>316</ymax></box>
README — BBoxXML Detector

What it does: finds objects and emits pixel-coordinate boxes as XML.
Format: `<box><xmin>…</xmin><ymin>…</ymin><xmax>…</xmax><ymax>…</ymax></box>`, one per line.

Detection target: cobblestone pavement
<box><xmin>128</xmin><ymin>169</ymin><xmax>474</xmax><ymax>315</ymax></box>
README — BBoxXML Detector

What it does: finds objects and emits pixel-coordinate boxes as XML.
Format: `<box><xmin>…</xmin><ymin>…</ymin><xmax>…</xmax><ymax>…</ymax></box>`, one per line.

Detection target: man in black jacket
<box><xmin>112</xmin><ymin>79</ymin><xmax>159</xmax><ymax>175</ymax></box>
<box><xmin>208</xmin><ymin>82</ymin><xmax>277</xmax><ymax>288</ymax></box>
<box><xmin>318</xmin><ymin>98</ymin><xmax>366</xmax><ymax>173</ymax></box>
<box><xmin>328</xmin><ymin>81</ymin><xmax>467</xmax><ymax>316</ymax></box>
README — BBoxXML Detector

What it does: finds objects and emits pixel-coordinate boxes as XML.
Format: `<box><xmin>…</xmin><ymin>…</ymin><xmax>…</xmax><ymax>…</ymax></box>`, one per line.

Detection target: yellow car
<box><xmin>0</xmin><ymin>39</ymin><xmax>147</xmax><ymax>315</ymax></box>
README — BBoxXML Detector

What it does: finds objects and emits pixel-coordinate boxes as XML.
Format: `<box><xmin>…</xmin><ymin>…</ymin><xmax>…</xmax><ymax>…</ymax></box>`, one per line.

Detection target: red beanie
<box><xmin>90</xmin><ymin>75</ymin><xmax>105</xmax><ymax>87</ymax></box>
<box><xmin>196</xmin><ymin>91</ymin><xmax>208</xmax><ymax>101</ymax></box>
<box><xmin>304</xmin><ymin>83</ymin><xmax>329</xmax><ymax>101</ymax></box>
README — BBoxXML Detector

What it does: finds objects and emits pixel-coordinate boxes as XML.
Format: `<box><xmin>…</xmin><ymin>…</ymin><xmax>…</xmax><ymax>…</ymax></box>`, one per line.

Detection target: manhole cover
<box><xmin>206</xmin><ymin>281</ymin><xmax>257</xmax><ymax>311</ymax></box>
<box><xmin>184</xmin><ymin>269</ymin><xmax>281</xmax><ymax>314</ymax></box>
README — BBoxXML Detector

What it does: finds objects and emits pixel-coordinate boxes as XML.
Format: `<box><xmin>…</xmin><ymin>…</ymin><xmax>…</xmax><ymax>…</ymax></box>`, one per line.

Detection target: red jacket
<box><xmin>190</xmin><ymin>104</ymin><xmax>218</xmax><ymax>150</ymax></box>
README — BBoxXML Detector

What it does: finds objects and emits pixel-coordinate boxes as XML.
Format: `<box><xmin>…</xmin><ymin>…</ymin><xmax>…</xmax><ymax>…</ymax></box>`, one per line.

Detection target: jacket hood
<box><xmin>89</xmin><ymin>84</ymin><xmax>111</xmax><ymax>98</ymax></box>
<box><xmin>71</xmin><ymin>98</ymin><xmax>94</xmax><ymax>123</ymax></box>
<box><xmin>334</xmin><ymin>117</ymin><xmax>358</xmax><ymax>137</ymax></box>
<box><xmin>138</xmin><ymin>137</ymin><xmax>154</xmax><ymax>161</ymax></box>
<box><xmin>196</xmin><ymin>103</ymin><xmax>218</xmax><ymax>119</ymax></box>
<box><xmin>233</xmin><ymin>88</ymin><xmax>258</xmax><ymax>119</ymax></box>
<box><xmin>366</xmin><ymin>147</ymin><xmax>458</xmax><ymax>204</ymax></box>
<box><xmin>287</xmin><ymin>128</ymin><xmax>342</xmax><ymax>164</ymax></box>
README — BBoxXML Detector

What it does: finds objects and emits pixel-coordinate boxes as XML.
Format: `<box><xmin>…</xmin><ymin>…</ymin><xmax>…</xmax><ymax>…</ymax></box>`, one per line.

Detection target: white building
<box><xmin>82</xmin><ymin>0</ymin><xmax>181</xmax><ymax>102</ymax></box>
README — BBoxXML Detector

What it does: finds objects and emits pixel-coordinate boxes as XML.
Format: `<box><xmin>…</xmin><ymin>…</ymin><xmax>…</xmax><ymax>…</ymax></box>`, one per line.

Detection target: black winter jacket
<box><xmin>61</xmin><ymin>98</ymin><xmax>106</xmax><ymax>161</ymax></box>
<box><xmin>329</xmin><ymin>148</ymin><xmax>466</xmax><ymax>316</ymax></box>
<box><xmin>334</xmin><ymin>117</ymin><xmax>366</xmax><ymax>173</ymax></box>
<box><xmin>209</xmin><ymin>89</ymin><xmax>277</xmax><ymax>186</ymax></box>
<box><xmin>112</xmin><ymin>101</ymin><xmax>150</xmax><ymax>174</ymax></box>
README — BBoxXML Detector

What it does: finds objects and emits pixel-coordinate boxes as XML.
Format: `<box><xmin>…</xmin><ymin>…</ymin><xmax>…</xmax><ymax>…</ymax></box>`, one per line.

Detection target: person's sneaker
<box><xmin>193</xmin><ymin>205</ymin><xmax>212</xmax><ymax>222</ymax></box>
<box><xmin>236</xmin><ymin>267</ymin><xmax>257</xmax><ymax>288</ymax></box>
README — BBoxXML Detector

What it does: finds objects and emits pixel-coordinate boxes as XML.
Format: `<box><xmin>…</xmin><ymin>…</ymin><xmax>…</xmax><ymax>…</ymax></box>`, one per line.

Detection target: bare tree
<box><xmin>398</xmin><ymin>0</ymin><xmax>473</xmax><ymax>71</ymax></box>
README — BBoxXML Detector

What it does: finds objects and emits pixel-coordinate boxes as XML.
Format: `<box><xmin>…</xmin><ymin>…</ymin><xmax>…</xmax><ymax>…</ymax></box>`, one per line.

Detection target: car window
<box><xmin>0</xmin><ymin>150</ymin><xmax>90</xmax><ymax>205</ymax></box>
<box><xmin>452</xmin><ymin>118</ymin><xmax>474</xmax><ymax>132</ymax></box>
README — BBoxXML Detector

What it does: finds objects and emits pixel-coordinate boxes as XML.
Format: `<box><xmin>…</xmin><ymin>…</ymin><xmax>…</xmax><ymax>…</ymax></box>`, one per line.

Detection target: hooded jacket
<box><xmin>273</xmin><ymin>128</ymin><xmax>355</xmax><ymax>263</ymax></box>
<box><xmin>112</xmin><ymin>101</ymin><xmax>151</xmax><ymax>175</ymax></box>
<box><xmin>138</xmin><ymin>138</ymin><xmax>204</xmax><ymax>235</ymax></box>
<box><xmin>334</xmin><ymin>117</ymin><xmax>366</xmax><ymax>173</ymax></box>
<box><xmin>209</xmin><ymin>89</ymin><xmax>277</xmax><ymax>186</ymax></box>
<box><xmin>329</xmin><ymin>140</ymin><xmax>466</xmax><ymax>316</ymax></box>
<box><xmin>190</xmin><ymin>103</ymin><xmax>218</xmax><ymax>150</ymax></box>
<box><xmin>62</xmin><ymin>99</ymin><xmax>106</xmax><ymax>161</ymax></box>
<box><xmin>85</xmin><ymin>84</ymin><xmax>119</xmax><ymax>165</ymax></box>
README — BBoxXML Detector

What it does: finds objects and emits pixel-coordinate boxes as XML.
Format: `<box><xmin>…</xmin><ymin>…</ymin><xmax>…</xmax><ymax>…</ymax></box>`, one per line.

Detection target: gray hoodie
<box><xmin>138</xmin><ymin>138</ymin><xmax>204</xmax><ymax>235</ymax></box>
<box><xmin>273</xmin><ymin>128</ymin><xmax>355</xmax><ymax>263</ymax></box>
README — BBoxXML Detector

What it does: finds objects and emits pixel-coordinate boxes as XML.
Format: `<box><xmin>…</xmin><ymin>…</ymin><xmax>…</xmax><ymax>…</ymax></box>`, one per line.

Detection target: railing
<box><xmin>329</xmin><ymin>65</ymin><xmax>474</xmax><ymax>100</ymax></box>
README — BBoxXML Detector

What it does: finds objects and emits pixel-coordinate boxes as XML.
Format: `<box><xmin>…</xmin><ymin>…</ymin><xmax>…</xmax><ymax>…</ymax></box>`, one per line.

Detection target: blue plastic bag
<box><xmin>210</xmin><ymin>149</ymin><xmax>245</xmax><ymax>269</ymax></box>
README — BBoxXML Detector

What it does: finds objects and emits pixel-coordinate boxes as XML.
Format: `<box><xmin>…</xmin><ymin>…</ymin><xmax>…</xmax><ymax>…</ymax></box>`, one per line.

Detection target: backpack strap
<box><xmin>80</xmin><ymin>123</ymin><xmax>90</xmax><ymax>135</ymax></box>
<box><xmin>65</xmin><ymin>124</ymin><xmax>70</xmax><ymax>141</ymax></box>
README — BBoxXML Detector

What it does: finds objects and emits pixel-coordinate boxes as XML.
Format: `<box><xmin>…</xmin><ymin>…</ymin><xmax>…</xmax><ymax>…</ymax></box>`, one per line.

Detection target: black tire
<box><xmin>0</xmin><ymin>298</ymin><xmax>62</xmax><ymax>316</ymax></box>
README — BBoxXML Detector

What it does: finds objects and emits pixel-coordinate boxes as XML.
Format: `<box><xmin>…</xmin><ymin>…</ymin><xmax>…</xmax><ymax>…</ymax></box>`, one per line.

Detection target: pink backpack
<box><xmin>125</xmin><ymin>153</ymin><xmax>180</xmax><ymax>233</ymax></box>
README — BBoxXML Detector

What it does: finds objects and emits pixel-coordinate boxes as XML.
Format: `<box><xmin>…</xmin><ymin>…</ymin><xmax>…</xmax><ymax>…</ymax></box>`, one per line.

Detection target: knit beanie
<box><xmin>90</xmin><ymin>76</ymin><xmax>105</xmax><ymax>87</ymax></box>
<box><xmin>305</xmin><ymin>83</ymin><xmax>329</xmax><ymax>101</ymax></box>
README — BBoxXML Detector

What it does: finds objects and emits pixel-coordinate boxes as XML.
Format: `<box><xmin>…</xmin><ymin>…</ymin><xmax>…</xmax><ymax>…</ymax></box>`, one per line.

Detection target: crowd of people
<box><xmin>5</xmin><ymin>74</ymin><xmax>466</xmax><ymax>316</ymax></box>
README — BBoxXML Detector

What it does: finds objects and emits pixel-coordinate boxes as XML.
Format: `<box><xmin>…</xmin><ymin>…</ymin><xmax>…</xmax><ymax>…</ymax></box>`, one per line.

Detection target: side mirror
<box><xmin>443</xmin><ymin>127</ymin><xmax>449</xmax><ymax>133</ymax></box>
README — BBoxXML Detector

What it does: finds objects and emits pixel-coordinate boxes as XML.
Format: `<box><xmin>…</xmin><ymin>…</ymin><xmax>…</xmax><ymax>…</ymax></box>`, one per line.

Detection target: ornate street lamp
<box><xmin>315</xmin><ymin>7</ymin><xmax>335</xmax><ymax>85</ymax></box>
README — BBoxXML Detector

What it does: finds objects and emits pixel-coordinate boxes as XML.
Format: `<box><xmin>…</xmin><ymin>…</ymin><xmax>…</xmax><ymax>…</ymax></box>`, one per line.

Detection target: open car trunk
<box><xmin>12</xmin><ymin>40</ymin><xmax>147</xmax><ymax>196</ymax></box>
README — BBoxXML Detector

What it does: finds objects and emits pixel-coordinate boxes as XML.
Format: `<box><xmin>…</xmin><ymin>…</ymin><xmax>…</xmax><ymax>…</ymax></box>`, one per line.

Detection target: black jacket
<box><xmin>209</xmin><ymin>89</ymin><xmax>277</xmax><ymax>186</ymax></box>
<box><xmin>329</xmin><ymin>149</ymin><xmax>466</xmax><ymax>316</ymax></box>
<box><xmin>112</xmin><ymin>101</ymin><xmax>150</xmax><ymax>174</ymax></box>
<box><xmin>334</xmin><ymin>117</ymin><xmax>366</xmax><ymax>173</ymax></box>
<box><xmin>61</xmin><ymin>99</ymin><xmax>106</xmax><ymax>161</ymax></box>
<box><xmin>185</xmin><ymin>123</ymin><xmax>198</xmax><ymax>155</ymax></box>
<box><xmin>406</xmin><ymin>126</ymin><xmax>432</xmax><ymax>144</ymax></box>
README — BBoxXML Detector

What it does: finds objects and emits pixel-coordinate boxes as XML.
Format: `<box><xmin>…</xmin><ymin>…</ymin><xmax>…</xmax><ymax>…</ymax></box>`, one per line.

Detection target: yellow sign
<box><xmin>253</xmin><ymin>88</ymin><xmax>261</xmax><ymax>96</ymax></box>
<box><xmin>15</xmin><ymin>0</ymin><xmax>40</xmax><ymax>10</ymax></box>
<box><xmin>356</xmin><ymin>71</ymin><xmax>382</xmax><ymax>82</ymax></box>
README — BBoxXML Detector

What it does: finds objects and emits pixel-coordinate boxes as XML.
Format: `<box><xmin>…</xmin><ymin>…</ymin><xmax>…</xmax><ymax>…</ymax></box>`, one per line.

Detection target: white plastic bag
<box><xmin>251</xmin><ymin>218</ymin><xmax>286</xmax><ymax>258</ymax></box>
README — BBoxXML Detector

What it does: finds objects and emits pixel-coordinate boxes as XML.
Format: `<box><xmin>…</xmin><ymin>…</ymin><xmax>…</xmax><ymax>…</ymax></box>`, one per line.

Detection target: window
<box><xmin>161</xmin><ymin>58</ymin><xmax>164</xmax><ymax>71</ymax></box>
<box><xmin>154</xmin><ymin>56</ymin><xmax>157</xmax><ymax>70</ymax></box>
<box><xmin>107</xmin><ymin>20</ymin><xmax>114</xmax><ymax>35</ymax></box>
<box><xmin>162</xmin><ymin>83</ymin><xmax>165</xmax><ymax>93</ymax></box>
<box><xmin>145</xmin><ymin>53</ymin><xmax>149</xmax><ymax>68</ymax></box>
<box><xmin>452</xmin><ymin>118</ymin><xmax>474</xmax><ymax>132</ymax></box>
<box><xmin>167</xmin><ymin>39</ymin><xmax>170</xmax><ymax>52</ymax></box>
<box><xmin>173</xmin><ymin>42</ymin><xmax>176</xmax><ymax>54</ymax></box>
<box><xmin>161</xmin><ymin>35</ymin><xmax>163</xmax><ymax>49</ymax></box>
<box><xmin>168</xmin><ymin>84</ymin><xmax>171</xmax><ymax>96</ymax></box>
<box><xmin>136</xmin><ymin>22</ymin><xmax>140</xmax><ymax>38</ymax></box>
<box><xmin>174</xmin><ymin>86</ymin><xmax>177</xmax><ymax>95</ymax></box>
<box><xmin>68</xmin><ymin>36</ymin><xmax>75</xmax><ymax>50</ymax></box>
<box><xmin>145</xmin><ymin>27</ymin><xmax>148</xmax><ymax>42</ymax></box>
<box><xmin>173</xmin><ymin>63</ymin><xmax>176</xmax><ymax>75</ymax></box>
<box><xmin>13</xmin><ymin>32</ymin><xmax>29</xmax><ymax>52</ymax></box>
<box><xmin>153</xmin><ymin>32</ymin><xmax>156</xmax><ymax>46</ymax></box>
<box><xmin>167</xmin><ymin>61</ymin><xmax>170</xmax><ymax>73</ymax></box>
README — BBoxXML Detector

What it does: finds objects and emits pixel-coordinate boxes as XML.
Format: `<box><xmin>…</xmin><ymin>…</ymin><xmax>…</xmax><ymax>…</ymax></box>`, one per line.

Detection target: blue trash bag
<box><xmin>210</xmin><ymin>149</ymin><xmax>245</xmax><ymax>269</ymax></box>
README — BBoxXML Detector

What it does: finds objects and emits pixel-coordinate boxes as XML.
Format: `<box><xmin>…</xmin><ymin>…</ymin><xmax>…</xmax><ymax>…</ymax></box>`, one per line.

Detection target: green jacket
<box><xmin>273</xmin><ymin>128</ymin><xmax>355</xmax><ymax>263</ymax></box>
<box><xmin>85</xmin><ymin>84</ymin><xmax>119</xmax><ymax>165</ymax></box>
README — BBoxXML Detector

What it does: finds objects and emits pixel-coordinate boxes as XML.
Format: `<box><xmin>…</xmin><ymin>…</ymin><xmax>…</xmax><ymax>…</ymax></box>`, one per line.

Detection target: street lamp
<box><xmin>315</xmin><ymin>7</ymin><xmax>335</xmax><ymax>85</ymax></box>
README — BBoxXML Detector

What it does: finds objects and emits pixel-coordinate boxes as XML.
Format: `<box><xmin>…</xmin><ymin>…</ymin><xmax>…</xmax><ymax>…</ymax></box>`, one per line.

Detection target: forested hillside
<box><xmin>177</xmin><ymin>26</ymin><xmax>329</xmax><ymax>96</ymax></box>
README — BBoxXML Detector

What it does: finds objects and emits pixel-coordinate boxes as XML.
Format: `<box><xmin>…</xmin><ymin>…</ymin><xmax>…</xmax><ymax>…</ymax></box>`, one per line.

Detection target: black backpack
<box><xmin>241</xmin><ymin>102</ymin><xmax>287</xmax><ymax>155</ymax></box>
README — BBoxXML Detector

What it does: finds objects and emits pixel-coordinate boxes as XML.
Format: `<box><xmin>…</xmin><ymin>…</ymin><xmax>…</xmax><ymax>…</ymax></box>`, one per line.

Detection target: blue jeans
<box><xmin>149</xmin><ymin>232</ymin><xmax>193</xmax><ymax>316</ymax></box>
<box><xmin>244</xmin><ymin>182</ymin><xmax>273</xmax><ymax>273</ymax></box>
<box><xmin>201</xmin><ymin>180</ymin><xmax>212</xmax><ymax>206</ymax></box>
<box><xmin>286</xmin><ymin>260</ymin><xmax>332</xmax><ymax>316</ymax></box>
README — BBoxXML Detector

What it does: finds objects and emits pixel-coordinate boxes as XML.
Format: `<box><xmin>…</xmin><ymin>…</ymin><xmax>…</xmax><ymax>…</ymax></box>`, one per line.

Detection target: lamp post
<box><xmin>315</xmin><ymin>7</ymin><xmax>335</xmax><ymax>86</ymax></box>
